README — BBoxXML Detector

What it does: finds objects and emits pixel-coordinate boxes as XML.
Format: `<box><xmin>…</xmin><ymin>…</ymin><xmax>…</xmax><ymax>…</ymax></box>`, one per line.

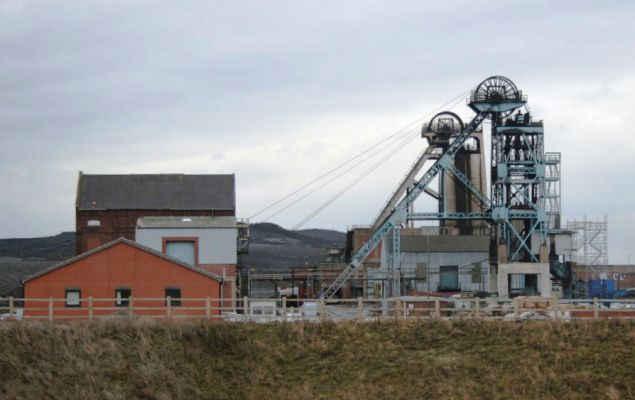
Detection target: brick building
<box><xmin>22</xmin><ymin>238</ymin><xmax>223</xmax><ymax>319</ymax></box>
<box><xmin>75</xmin><ymin>173</ymin><xmax>235</xmax><ymax>254</ymax></box>
<box><xmin>136</xmin><ymin>216</ymin><xmax>239</xmax><ymax>309</ymax></box>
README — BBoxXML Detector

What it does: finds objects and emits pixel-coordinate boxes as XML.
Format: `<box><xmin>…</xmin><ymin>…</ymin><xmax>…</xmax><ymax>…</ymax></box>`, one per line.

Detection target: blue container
<box><xmin>588</xmin><ymin>279</ymin><xmax>616</xmax><ymax>299</ymax></box>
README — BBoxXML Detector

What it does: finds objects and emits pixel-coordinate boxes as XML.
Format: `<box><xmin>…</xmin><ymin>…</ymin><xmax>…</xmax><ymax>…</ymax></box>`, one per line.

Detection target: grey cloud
<box><xmin>1</xmin><ymin>0</ymin><xmax>634</xmax><ymax>261</ymax></box>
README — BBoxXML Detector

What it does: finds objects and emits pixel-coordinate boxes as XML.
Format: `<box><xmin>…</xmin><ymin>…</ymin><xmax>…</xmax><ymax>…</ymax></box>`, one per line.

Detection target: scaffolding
<box><xmin>544</xmin><ymin>152</ymin><xmax>561</xmax><ymax>230</ymax></box>
<box><xmin>566</xmin><ymin>216</ymin><xmax>608</xmax><ymax>268</ymax></box>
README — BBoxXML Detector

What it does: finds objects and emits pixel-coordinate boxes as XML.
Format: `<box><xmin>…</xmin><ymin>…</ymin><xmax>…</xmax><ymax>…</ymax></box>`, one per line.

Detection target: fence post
<box><xmin>243</xmin><ymin>297</ymin><xmax>249</xmax><ymax>321</ymax></box>
<box><xmin>9</xmin><ymin>296</ymin><xmax>14</xmax><ymax>315</ymax></box>
<box><xmin>166</xmin><ymin>296</ymin><xmax>172</xmax><ymax>318</ymax></box>
<box><xmin>48</xmin><ymin>297</ymin><xmax>53</xmax><ymax>321</ymax></box>
<box><xmin>593</xmin><ymin>297</ymin><xmax>599</xmax><ymax>319</ymax></box>
<box><xmin>128</xmin><ymin>296</ymin><xmax>134</xmax><ymax>318</ymax></box>
<box><xmin>205</xmin><ymin>297</ymin><xmax>211</xmax><ymax>319</ymax></box>
<box><xmin>474</xmin><ymin>298</ymin><xmax>480</xmax><ymax>320</ymax></box>
<box><xmin>319</xmin><ymin>296</ymin><xmax>325</xmax><ymax>322</ymax></box>
<box><xmin>434</xmin><ymin>299</ymin><xmax>440</xmax><ymax>320</ymax></box>
<box><xmin>394</xmin><ymin>299</ymin><xmax>402</xmax><ymax>321</ymax></box>
<box><xmin>88</xmin><ymin>296</ymin><xmax>93</xmax><ymax>321</ymax></box>
<box><xmin>357</xmin><ymin>297</ymin><xmax>363</xmax><ymax>321</ymax></box>
<box><xmin>282</xmin><ymin>297</ymin><xmax>287</xmax><ymax>322</ymax></box>
<box><xmin>513</xmin><ymin>298</ymin><xmax>519</xmax><ymax>320</ymax></box>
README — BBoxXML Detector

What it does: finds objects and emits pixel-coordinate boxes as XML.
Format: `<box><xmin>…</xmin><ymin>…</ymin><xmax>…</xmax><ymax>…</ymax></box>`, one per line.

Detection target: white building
<box><xmin>135</xmin><ymin>216</ymin><xmax>238</xmax><ymax>307</ymax></box>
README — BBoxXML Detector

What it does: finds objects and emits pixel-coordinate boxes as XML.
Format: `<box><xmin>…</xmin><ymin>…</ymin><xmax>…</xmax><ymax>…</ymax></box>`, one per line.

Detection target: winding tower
<box><xmin>329</xmin><ymin>76</ymin><xmax>559</xmax><ymax>299</ymax></box>
<box><xmin>422</xmin><ymin>111</ymin><xmax>488</xmax><ymax>236</ymax></box>
<box><xmin>469</xmin><ymin>77</ymin><xmax>551</xmax><ymax>296</ymax></box>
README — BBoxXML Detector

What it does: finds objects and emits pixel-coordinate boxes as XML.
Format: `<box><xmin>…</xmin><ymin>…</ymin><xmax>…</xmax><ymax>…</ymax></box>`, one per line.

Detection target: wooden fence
<box><xmin>1</xmin><ymin>296</ymin><xmax>635</xmax><ymax>322</ymax></box>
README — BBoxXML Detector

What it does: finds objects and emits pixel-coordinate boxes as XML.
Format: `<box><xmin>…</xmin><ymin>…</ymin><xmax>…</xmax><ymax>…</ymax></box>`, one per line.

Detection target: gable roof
<box><xmin>22</xmin><ymin>238</ymin><xmax>223</xmax><ymax>284</ymax></box>
<box><xmin>76</xmin><ymin>173</ymin><xmax>235</xmax><ymax>211</ymax></box>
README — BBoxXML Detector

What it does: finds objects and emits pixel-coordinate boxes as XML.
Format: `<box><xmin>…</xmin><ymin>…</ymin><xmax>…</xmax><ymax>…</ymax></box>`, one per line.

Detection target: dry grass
<box><xmin>1</xmin><ymin>320</ymin><xmax>635</xmax><ymax>399</ymax></box>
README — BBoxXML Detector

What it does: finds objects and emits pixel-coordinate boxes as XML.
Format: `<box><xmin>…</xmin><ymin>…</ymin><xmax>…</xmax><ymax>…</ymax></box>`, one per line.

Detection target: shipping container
<box><xmin>588</xmin><ymin>279</ymin><xmax>616</xmax><ymax>299</ymax></box>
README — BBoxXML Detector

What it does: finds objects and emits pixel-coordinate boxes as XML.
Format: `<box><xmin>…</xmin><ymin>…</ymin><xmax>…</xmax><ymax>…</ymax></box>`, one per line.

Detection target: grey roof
<box><xmin>76</xmin><ymin>173</ymin><xmax>235</xmax><ymax>211</ymax></box>
<box><xmin>401</xmin><ymin>235</ymin><xmax>489</xmax><ymax>253</ymax></box>
<box><xmin>22</xmin><ymin>238</ymin><xmax>223</xmax><ymax>283</ymax></box>
<box><xmin>137</xmin><ymin>216</ymin><xmax>237</xmax><ymax>229</ymax></box>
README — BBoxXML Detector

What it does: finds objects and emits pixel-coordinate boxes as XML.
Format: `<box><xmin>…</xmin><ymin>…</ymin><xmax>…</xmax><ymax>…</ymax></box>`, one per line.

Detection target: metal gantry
<box><xmin>484</xmin><ymin>79</ymin><xmax>547</xmax><ymax>263</ymax></box>
<box><xmin>324</xmin><ymin>76</ymin><xmax>551</xmax><ymax>298</ymax></box>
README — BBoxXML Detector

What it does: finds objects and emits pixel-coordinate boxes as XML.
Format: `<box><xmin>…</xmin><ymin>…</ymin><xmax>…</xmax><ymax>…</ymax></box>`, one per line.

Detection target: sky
<box><xmin>0</xmin><ymin>1</ymin><xmax>634</xmax><ymax>263</ymax></box>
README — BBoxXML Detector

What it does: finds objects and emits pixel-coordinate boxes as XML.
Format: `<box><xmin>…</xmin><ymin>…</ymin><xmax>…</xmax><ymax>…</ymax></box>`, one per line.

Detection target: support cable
<box><xmin>249</xmin><ymin>88</ymin><xmax>472</xmax><ymax>220</ymax></box>
<box><xmin>252</xmin><ymin>127</ymin><xmax>417</xmax><ymax>220</ymax></box>
<box><xmin>263</xmin><ymin>128</ymin><xmax>420</xmax><ymax>222</ymax></box>
<box><xmin>291</xmin><ymin>91</ymin><xmax>471</xmax><ymax>229</ymax></box>
<box><xmin>292</xmin><ymin>129</ymin><xmax>420</xmax><ymax>229</ymax></box>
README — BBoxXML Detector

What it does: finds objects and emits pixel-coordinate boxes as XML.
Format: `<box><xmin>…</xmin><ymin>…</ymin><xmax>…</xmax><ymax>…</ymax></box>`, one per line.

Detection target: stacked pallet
<box><xmin>515</xmin><ymin>296</ymin><xmax>557</xmax><ymax>310</ymax></box>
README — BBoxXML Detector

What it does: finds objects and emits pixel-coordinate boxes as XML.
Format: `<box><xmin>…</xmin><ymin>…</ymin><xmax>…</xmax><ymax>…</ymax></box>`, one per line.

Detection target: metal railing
<box><xmin>1</xmin><ymin>296</ymin><xmax>634</xmax><ymax>322</ymax></box>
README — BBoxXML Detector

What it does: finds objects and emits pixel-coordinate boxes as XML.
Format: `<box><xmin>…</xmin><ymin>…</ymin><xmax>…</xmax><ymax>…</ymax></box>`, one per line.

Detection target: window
<box><xmin>65</xmin><ymin>288</ymin><xmax>81</xmax><ymax>307</ymax></box>
<box><xmin>164</xmin><ymin>238</ymin><xmax>197</xmax><ymax>265</ymax></box>
<box><xmin>115</xmin><ymin>288</ymin><xmax>131</xmax><ymax>307</ymax></box>
<box><xmin>415</xmin><ymin>263</ymin><xmax>428</xmax><ymax>281</ymax></box>
<box><xmin>471</xmin><ymin>262</ymin><xmax>482</xmax><ymax>284</ymax></box>
<box><xmin>165</xmin><ymin>287</ymin><xmax>181</xmax><ymax>307</ymax></box>
<box><xmin>87</xmin><ymin>219</ymin><xmax>101</xmax><ymax>227</ymax></box>
<box><xmin>439</xmin><ymin>265</ymin><xmax>459</xmax><ymax>291</ymax></box>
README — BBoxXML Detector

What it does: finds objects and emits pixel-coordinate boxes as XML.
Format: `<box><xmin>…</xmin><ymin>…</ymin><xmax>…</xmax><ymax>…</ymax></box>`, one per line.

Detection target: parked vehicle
<box><xmin>0</xmin><ymin>308</ymin><xmax>23</xmax><ymax>321</ymax></box>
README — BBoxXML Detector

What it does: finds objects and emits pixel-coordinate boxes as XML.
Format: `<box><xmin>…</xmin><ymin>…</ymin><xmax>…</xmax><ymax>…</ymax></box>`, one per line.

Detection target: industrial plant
<box><xmin>246</xmin><ymin>76</ymin><xmax>625</xmax><ymax>307</ymax></box>
<box><xmin>1</xmin><ymin>76</ymin><xmax>631</xmax><ymax>322</ymax></box>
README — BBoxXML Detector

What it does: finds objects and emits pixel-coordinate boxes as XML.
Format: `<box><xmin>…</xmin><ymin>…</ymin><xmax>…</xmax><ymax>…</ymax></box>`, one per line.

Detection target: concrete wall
<box><xmin>136</xmin><ymin>227</ymin><xmax>237</xmax><ymax>265</ymax></box>
<box><xmin>401</xmin><ymin>252</ymin><xmax>489</xmax><ymax>292</ymax></box>
<box><xmin>369</xmin><ymin>251</ymin><xmax>489</xmax><ymax>295</ymax></box>
<box><xmin>497</xmin><ymin>262</ymin><xmax>551</xmax><ymax>299</ymax></box>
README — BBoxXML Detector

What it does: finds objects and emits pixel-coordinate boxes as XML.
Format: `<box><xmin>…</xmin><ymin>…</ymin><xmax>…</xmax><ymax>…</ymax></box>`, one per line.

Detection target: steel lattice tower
<box><xmin>470</xmin><ymin>77</ymin><xmax>547</xmax><ymax>263</ymax></box>
<box><xmin>325</xmin><ymin>76</ymin><xmax>554</xmax><ymax>299</ymax></box>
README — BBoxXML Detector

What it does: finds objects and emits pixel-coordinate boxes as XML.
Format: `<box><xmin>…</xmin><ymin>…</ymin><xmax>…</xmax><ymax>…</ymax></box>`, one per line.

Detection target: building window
<box><xmin>415</xmin><ymin>263</ymin><xmax>428</xmax><ymax>281</ymax></box>
<box><xmin>439</xmin><ymin>265</ymin><xmax>459</xmax><ymax>292</ymax></box>
<box><xmin>65</xmin><ymin>288</ymin><xmax>81</xmax><ymax>307</ymax></box>
<box><xmin>115</xmin><ymin>288</ymin><xmax>131</xmax><ymax>307</ymax></box>
<box><xmin>87</xmin><ymin>219</ymin><xmax>101</xmax><ymax>227</ymax></box>
<box><xmin>163</xmin><ymin>238</ymin><xmax>197</xmax><ymax>265</ymax></box>
<box><xmin>471</xmin><ymin>262</ymin><xmax>482</xmax><ymax>284</ymax></box>
<box><xmin>165</xmin><ymin>287</ymin><xmax>181</xmax><ymax>307</ymax></box>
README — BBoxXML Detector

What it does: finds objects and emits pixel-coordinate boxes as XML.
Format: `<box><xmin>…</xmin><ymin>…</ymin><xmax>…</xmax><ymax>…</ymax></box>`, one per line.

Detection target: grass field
<box><xmin>1</xmin><ymin>320</ymin><xmax>635</xmax><ymax>399</ymax></box>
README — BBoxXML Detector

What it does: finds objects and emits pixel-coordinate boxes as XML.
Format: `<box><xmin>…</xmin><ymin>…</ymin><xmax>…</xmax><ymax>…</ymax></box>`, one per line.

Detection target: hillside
<box><xmin>1</xmin><ymin>320</ymin><xmax>634</xmax><ymax>399</ymax></box>
<box><xmin>0</xmin><ymin>257</ymin><xmax>57</xmax><ymax>297</ymax></box>
<box><xmin>0</xmin><ymin>224</ymin><xmax>347</xmax><ymax>296</ymax></box>
<box><xmin>0</xmin><ymin>232</ymin><xmax>75</xmax><ymax>260</ymax></box>
<box><xmin>240</xmin><ymin>223</ymin><xmax>346</xmax><ymax>272</ymax></box>
<box><xmin>0</xmin><ymin>232</ymin><xmax>75</xmax><ymax>297</ymax></box>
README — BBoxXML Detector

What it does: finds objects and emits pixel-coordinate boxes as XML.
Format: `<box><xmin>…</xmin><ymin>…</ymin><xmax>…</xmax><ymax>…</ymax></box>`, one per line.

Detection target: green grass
<box><xmin>1</xmin><ymin>320</ymin><xmax>635</xmax><ymax>399</ymax></box>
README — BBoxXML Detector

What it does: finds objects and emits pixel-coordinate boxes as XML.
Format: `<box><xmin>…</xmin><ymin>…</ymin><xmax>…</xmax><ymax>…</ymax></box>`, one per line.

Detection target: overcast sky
<box><xmin>1</xmin><ymin>1</ymin><xmax>633</xmax><ymax>263</ymax></box>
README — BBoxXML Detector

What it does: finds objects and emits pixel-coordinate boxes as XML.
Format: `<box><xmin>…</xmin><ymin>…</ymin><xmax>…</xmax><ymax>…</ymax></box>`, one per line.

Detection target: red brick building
<box><xmin>75</xmin><ymin>173</ymin><xmax>236</xmax><ymax>254</ymax></box>
<box><xmin>22</xmin><ymin>238</ymin><xmax>223</xmax><ymax>319</ymax></box>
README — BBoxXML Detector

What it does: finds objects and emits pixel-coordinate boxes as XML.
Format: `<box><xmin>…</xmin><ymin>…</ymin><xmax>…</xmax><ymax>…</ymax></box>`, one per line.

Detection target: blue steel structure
<box><xmin>324</xmin><ymin>76</ymin><xmax>551</xmax><ymax>299</ymax></box>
